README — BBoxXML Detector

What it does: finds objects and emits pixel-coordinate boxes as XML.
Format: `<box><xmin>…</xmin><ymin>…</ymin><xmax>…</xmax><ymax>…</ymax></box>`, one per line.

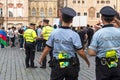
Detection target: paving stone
<box><xmin>0</xmin><ymin>47</ymin><xmax>96</xmax><ymax>80</ymax></box>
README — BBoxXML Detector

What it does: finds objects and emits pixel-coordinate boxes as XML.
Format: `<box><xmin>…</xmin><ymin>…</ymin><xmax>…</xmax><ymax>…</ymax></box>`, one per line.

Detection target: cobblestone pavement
<box><xmin>0</xmin><ymin>47</ymin><xmax>96</xmax><ymax>80</ymax></box>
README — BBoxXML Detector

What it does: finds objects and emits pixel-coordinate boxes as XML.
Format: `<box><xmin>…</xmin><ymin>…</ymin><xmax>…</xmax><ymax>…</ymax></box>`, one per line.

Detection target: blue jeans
<box><xmin>19</xmin><ymin>38</ymin><xmax>24</xmax><ymax>48</ymax></box>
<box><xmin>36</xmin><ymin>39</ymin><xmax>42</xmax><ymax>51</ymax></box>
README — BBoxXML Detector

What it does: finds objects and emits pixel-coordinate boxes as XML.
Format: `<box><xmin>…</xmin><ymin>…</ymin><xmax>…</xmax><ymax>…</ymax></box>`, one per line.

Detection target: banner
<box><xmin>72</xmin><ymin>16</ymin><xmax>87</xmax><ymax>27</ymax></box>
<box><xmin>0</xmin><ymin>30</ymin><xmax>7</xmax><ymax>46</ymax></box>
<box><xmin>53</xmin><ymin>18</ymin><xmax>60</xmax><ymax>26</ymax></box>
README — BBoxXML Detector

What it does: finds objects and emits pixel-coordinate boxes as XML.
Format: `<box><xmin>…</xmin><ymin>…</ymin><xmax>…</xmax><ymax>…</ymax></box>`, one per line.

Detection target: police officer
<box><xmin>23</xmin><ymin>23</ymin><xmax>39</xmax><ymax>68</ymax></box>
<box><xmin>88</xmin><ymin>6</ymin><xmax>120</xmax><ymax>80</ymax></box>
<box><xmin>40</xmin><ymin>19</ymin><xmax>54</xmax><ymax>68</ymax></box>
<box><xmin>39</xmin><ymin>7</ymin><xmax>90</xmax><ymax>80</ymax></box>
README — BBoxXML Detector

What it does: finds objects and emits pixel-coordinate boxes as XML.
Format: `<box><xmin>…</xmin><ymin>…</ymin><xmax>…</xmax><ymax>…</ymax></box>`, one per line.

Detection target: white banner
<box><xmin>53</xmin><ymin>18</ymin><xmax>60</xmax><ymax>26</ymax></box>
<box><xmin>72</xmin><ymin>16</ymin><xmax>87</xmax><ymax>27</ymax></box>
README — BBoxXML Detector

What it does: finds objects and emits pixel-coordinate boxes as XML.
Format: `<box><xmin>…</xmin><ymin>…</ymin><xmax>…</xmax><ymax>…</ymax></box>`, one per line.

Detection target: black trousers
<box><xmin>25</xmin><ymin>42</ymin><xmax>36</xmax><ymax>67</ymax></box>
<box><xmin>10</xmin><ymin>37</ymin><xmax>15</xmax><ymax>47</ymax></box>
<box><xmin>96</xmin><ymin>57</ymin><xmax>120</xmax><ymax>80</ymax></box>
<box><xmin>50</xmin><ymin>61</ymin><xmax>80</xmax><ymax>80</ymax></box>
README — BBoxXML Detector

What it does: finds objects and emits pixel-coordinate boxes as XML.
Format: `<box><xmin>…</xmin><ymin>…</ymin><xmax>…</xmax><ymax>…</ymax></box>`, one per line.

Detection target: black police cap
<box><xmin>30</xmin><ymin>23</ymin><xmax>36</xmax><ymax>26</ymax></box>
<box><xmin>100</xmin><ymin>6</ymin><xmax>117</xmax><ymax>17</ymax></box>
<box><xmin>43</xmin><ymin>19</ymin><xmax>49</xmax><ymax>23</ymax></box>
<box><xmin>61</xmin><ymin>7</ymin><xmax>76</xmax><ymax>17</ymax></box>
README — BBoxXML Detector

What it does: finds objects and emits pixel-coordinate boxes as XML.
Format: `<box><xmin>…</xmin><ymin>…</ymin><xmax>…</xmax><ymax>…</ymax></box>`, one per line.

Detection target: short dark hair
<box><xmin>43</xmin><ymin>19</ymin><xmax>49</xmax><ymax>24</ymax></box>
<box><xmin>2</xmin><ymin>27</ymin><xmax>4</xmax><ymax>30</ymax></box>
<box><xmin>102</xmin><ymin>16</ymin><xmax>114</xmax><ymax>23</ymax></box>
<box><xmin>62</xmin><ymin>13</ymin><xmax>73</xmax><ymax>23</ymax></box>
<box><xmin>30</xmin><ymin>23</ymin><xmax>36</xmax><ymax>26</ymax></box>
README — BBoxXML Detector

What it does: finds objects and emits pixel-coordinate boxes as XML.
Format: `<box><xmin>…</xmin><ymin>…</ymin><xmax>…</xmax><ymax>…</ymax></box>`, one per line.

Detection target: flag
<box><xmin>0</xmin><ymin>30</ymin><xmax>7</xmax><ymax>46</ymax></box>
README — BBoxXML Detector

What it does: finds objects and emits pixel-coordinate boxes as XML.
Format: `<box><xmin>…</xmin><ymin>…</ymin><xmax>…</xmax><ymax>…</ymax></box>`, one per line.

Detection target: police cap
<box><xmin>61</xmin><ymin>7</ymin><xmax>76</xmax><ymax>17</ymax></box>
<box><xmin>30</xmin><ymin>23</ymin><xmax>36</xmax><ymax>26</ymax></box>
<box><xmin>100</xmin><ymin>6</ymin><xmax>117</xmax><ymax>17</ymax></box>
<box><xmin>43</xmin><ymin>19</ymin><xmax>49</xmax><ymax>24</ymax></box>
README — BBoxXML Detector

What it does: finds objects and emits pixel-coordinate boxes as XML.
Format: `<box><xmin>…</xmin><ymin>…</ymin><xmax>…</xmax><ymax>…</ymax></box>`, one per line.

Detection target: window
<box><xmin>0</xmin><ymin>8</ymin><xmax>2</xmax><ymax>17</ymax></box>
<box><xmin>48</xmin><ymin>8</ymin><xmax>52</xmax><ymax>16</ymax></box>
<box><xmin>82</xmin><ymin>0</ymin><xmax>85</xmax><ymax>4</ymax></box>
<box><xmin>40</xmin><ymin>8</ymin><xmax>44</xmax><ymax>17</ymax></box>
<box><xmin>8</xmin><ymin>8</ymin><xmax>13</xmax><ymax>17</ymax></box>
<box><xmin>97</xmin><ymin>1</ymin><xmax>99</xmax><ymax>4</ymax></box>
<box><xmin>17</xmin><ymin>8</ymin><xmax>22</xmax><ymax>17</ymax></box>
<box><xmin>78</xmin><ymin>0</ymin><xmax>80</xmax><ymax>3</ymax></box>
<box><xmin>88</xmin><ymin>7</ymin><xmax>95</xmax><ymax>18</ymax></box>
<box><xmin>96</xmin><ymin>12</ymin><xmax>100</xmax><ymax>18</ymax></box>
<box><xmin>77</xmin><ymin>12</ymin><xmax>80</xmax><ymax>16</ymax></box>
<box><xmin>9</xmin><ymin>11</ymin><xmax>13</xmax><ymax>17</ymax></box>
<box><xmin>73</xmin><ymin>0</ymin><xmax>76</xmax><ymax>3</ymax></box>
<box><xmin>31</xmin><ymin>7</ymin><xmax>36</xmax><ymax>16</ymax></box>
<box><xmin>106</xmin><ymin>0</ymin><xmax>110</xmax><ymax>4</ymax></box>
<box><xmin>101</xmin><ymin>0</ymin><xmax>105</xmax><ymax>4</ymax></box>
<box><xmin>84</xmin><ymin>12</ymin><xmax>87</xmax><ymax>16</ymax></box>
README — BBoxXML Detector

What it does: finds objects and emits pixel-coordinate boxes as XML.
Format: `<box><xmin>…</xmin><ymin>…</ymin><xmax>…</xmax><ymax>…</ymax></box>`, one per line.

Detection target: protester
<box><xmin>39</xmin><ymin>7</ymin><xmax>90</xmax><ymax>80</ymax></box>
<box><xmin>0</xmin><ymin>27</ymin><xmax>7</xmax><ymax>48</ymax></box>
<box><xmin>9</xmin><ymin>26</ymin><xmax>15</xmax><ymax>47</ymax></box>
<box><xmin>6</xmin><ymin>28</ymin><xmax>10</xmax><ymax>46</ymax></box>
<box><xmin>18</xmin><ymin>27</ymin><xmax>24</xmax><ymax>50</ymax></box>
<box><xmin>88</xmin><ymin>6</ymin><xmax>120</xmax><ymax>80</ymax></box>
<box><xmin>87</xmin><ymin>25</ymin><xmax>94</xmax><ymax>47</ymax></box>
<box><xmin>77</xmin><ymin>27</ymin><xmax>87</xmax><ymax>49</ymax></box>
<box><xmin>36</xmin><ymin>25</ymin><xmax>42</xmax><ymax>52</ymax></box>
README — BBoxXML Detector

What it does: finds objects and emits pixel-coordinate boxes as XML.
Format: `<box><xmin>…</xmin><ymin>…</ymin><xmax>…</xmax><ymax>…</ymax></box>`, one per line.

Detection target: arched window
<box><xmin>106</xmin><ymin>0</ymin><xmax>110</xmax><ymax>4</ymax></box>
<box><xmin>17</xmin><ymin>8</ymin><xmax>22</xmax><ymax>17</ymax></box>
<box><xmin>73</xmin><ymin>0</ymin><xmax>76</xmax><ymax>3</ymax></box>
<box><xmin>97</xmin><ymin>0</ymin><xmax>99</xmax><ymax>4</ymax></box>
<box><xmin>77</xmin><ymin>12</ymin><xmax>80</xmax><ymax>16</ymax></box>
<box><xmin>9</xmin><ymin>11</ymin><xmax>13</xmax><ymax>17</ymax></box>
<box><xmin>0</xmin><ymin>8</ymin><xmax>3</xmax><ymax>17</ymax></box>
<box><xmin>40</xmin><ymin>8</ymin><xmax>44</xmax><ymax>17</ymax></box>
<box><xmin>88</xmin><ymin>7</ymin><xmax>95</xmax><ymax>18</ymax></box>
<box><xmin>16</xmin><ymin>3</ymin><xmax>23</xmax><ymax>17</ymax></box>
<box><xmin>101</xmin><ymin>0</ymin><xmax>105</xmax><ymax>4</ymax></box>
<box><xmin>8</xmin><ymin>8</ymin><xmax>13</xmax><ymax>17</ymax></box>
<box><xmin>0</xmin><ymin>3</ymin><xmax>3</xmax><ymax>17</ymax></box>
<box><xmin>48</xmin><ymin>8</ymin><xmax>52</xmax><ymax>16</ymax></box>
<box><xmin>31</xmin><ymin>7</ymin><xmax>36</xmax><ymax>16</ymax></box>
<box><xmin>82</xmin><ymin>0</ymin><xmax>85</xmax><ymax>4</ymax></box>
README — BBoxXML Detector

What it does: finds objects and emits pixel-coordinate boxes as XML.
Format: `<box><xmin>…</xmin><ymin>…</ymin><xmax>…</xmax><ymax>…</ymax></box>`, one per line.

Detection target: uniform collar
<box><xmin>102</xmin><ymin>24</ymin><xmax>114</xmax><ymax>28</ymax></box>
<box><xmin>60</xmin><ymin>26</ymin><xmax>71</xmax><ymax>29</ymax></box>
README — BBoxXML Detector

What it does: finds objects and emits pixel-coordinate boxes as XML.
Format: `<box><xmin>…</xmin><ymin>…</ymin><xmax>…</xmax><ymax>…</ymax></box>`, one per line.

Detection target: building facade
<box><xmin>0</xmin><ymin>0</ymin><xmax>29</xmax><ymax>29</ymax></box>
<box><xmin>0</xmin><ymin>0</ymin><xmax>120</xmax><ymax>29</ymax></box>
<box><xmin>67</xmin><ymin>0</ymin><xmax>120</xmax><ymax>25</ymax></box>
<box><xmin>29</xmin><ymin>0</ymin><xmax>58</xmax><ymax>26</ymax></box>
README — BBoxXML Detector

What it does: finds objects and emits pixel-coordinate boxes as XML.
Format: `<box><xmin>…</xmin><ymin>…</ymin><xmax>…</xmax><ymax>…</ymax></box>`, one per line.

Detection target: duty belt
<box><xmin>49</xmin><ymin>57</ymin><xmax>79</xmax><ymax>68</ymax></box>
<box><xmin>96</xmin><ymin>57</ymin><xmax>118</xmax><ymax>68</ymax></box>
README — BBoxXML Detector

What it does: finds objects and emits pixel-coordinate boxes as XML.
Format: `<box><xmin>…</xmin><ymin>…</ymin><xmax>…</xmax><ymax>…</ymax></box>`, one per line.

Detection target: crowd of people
<box><xmin>0</xmin><ymin>5</ymin><xmax>120</xmax><ymax>80</ymax></box>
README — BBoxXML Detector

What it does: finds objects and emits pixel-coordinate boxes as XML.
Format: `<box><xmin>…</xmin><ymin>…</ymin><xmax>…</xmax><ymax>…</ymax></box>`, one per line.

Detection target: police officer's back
<box><xmin>39</xmin><ymin>7</ymin><xmax>90</xmax><ymax>80</ymax></box>
<box><xmin>23</xmin><ymin>23</ymin><xmax>39</xmax><ymax>68</ymax></box>
<box><xmin>88</xmin><ymin>6</ymin><xmax>120</xmax><ymax>80</ymax></box>
<box><xmin>40</xmin><ymin>19</ymin><xmax>54</xmax><ymax>68</ymax></box>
